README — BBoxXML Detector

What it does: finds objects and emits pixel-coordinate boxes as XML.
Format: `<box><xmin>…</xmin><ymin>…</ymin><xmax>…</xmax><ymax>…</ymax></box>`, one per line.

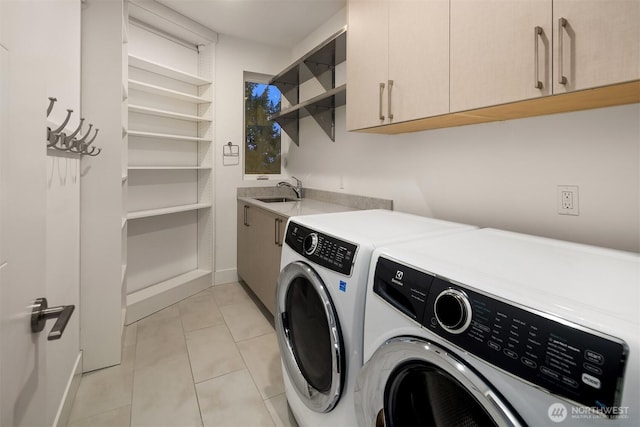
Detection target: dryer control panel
<box><xmin>373</xmin><ymin>256</ymin><xmax>629</xmax><ymax>416</ymax></box>
<box><xmin>285</xmin><ymin>221</ymin><xmax>357</xmax><ymax>276</ymax></box>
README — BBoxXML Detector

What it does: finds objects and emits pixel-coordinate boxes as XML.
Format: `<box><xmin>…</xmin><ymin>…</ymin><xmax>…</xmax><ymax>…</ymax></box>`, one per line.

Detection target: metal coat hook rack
<box><xmin>46</xmin><ymin>97</ymin><xmax>102</xmax><ymax>156</ymax></box>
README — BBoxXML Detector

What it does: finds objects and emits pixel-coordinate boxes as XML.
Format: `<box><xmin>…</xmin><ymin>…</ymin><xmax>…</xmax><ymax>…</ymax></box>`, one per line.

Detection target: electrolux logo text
<box><xmin>391</xmin><ymin>270</ymin><xmax>404</xmax><ymax>286</ymax></box>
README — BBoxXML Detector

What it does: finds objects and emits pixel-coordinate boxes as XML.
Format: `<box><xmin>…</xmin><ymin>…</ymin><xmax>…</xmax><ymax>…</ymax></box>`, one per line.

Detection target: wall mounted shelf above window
<box><xmin>269</xmin><ymin>27</ymin><xmax>346</xmax><ymax>145</ymax></box>
<box><xmin>270</xmin><ymin>84</ymin><xmax>346</xmax><ymax>145</ymax></box>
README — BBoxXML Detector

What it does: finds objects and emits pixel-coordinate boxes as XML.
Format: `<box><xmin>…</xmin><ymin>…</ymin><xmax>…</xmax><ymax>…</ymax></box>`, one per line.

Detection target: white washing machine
<box><xmin>356</xmin><ymin>228</ymin><xmax>639</xmax><ymax>426</ymax></box>
<box><xmin>275</xmin><ymin>210</ymin><xmax>475</xmax><ymax>427</ymax></box>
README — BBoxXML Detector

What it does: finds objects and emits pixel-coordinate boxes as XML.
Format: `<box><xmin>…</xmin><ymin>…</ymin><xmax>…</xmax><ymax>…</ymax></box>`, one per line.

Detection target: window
<box><xmin>244</xmin><ymin>76</ymin><xmax>282</xmax><ymax>175</ymax></box>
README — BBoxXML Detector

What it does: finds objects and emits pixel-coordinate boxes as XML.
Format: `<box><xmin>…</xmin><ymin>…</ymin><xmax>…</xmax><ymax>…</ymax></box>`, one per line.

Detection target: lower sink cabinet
<box><xmin>237</xmin><ymin>201</ymin><xmax>286</xmax><ymax>315</ymax></box>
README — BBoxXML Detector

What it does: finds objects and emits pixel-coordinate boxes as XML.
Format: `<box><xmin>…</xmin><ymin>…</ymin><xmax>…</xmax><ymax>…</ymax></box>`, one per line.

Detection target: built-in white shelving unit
<box><xmin>125</xmin><ymin>17</ymin><xmax>215</xmax><ymax>324</ymax></box>
<box><xmin>80</xmin><ymin>0</ymin><xmax>129</xmax><ymax>372</ymax></box>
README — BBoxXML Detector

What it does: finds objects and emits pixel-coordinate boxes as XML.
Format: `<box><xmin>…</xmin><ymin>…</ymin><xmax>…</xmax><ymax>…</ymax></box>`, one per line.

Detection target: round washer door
<box><xmin>275</xmin><ymin>261</ymin><xmax>345</xmax><ymax>413</ymax></box>
<box><xmin>355</xmin><ymin>337</ymin><xmax>523</xmax><ymax>427</ymax></box>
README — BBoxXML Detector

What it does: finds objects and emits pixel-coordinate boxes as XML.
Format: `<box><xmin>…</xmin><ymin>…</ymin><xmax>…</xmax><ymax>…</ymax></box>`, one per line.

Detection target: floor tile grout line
<box><xmin>127</xmin><ymin>323</ymin><xmax>137</xmax><ymax>427</ymax></box>
<box><xmin>177</xmin><ymin>301</ymin><xmax>206</xmax><ymax>427</ymax></box>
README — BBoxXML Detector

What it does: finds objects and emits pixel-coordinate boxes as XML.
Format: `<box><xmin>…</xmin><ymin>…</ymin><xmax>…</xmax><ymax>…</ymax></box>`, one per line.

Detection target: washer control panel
<box><xmin>373</xmin><ymin>256</ymin><xmax>628</xmax><ymax>415</ymax></box>
<box><xmin>285</xmin><ymin>221</ymin><xmax>357</xmax><ymax>276</ymax></box>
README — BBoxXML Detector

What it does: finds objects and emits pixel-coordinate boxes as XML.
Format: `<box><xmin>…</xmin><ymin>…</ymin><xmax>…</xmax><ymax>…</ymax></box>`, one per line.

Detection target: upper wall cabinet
<box><xmin>347</xmin><ymin>0</ymin><xmax>639</xmax><ymax>134</ymax></box>
<box><xmin>347</xmin><ymin>0</ymin><xmax>449</xmax><ymax>131</ymax></box>
<box><xmin>450</xmin><ymin>0</ymin><xmax>552</xmax><ymax>112</ymax></box>
<box><xmin>450</xmin><ymin>0</ymin><xmax>640</xmax><ymax>112</ymax></box>
<box><xmin>552</xmin><ymin>0</ymin><xmax>640</xmax><ymax>94</ymax></box>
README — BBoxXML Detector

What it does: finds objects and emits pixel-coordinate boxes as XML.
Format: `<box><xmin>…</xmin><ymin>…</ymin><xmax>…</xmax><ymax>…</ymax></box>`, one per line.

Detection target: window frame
<box><xmin>242</xmin><ymin>71</ymin><xmax>289</xmax><ymax>181</ymax></box>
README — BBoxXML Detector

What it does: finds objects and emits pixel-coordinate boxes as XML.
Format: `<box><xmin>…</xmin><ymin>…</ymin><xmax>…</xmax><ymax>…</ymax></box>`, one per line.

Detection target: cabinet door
<box><xmin>553</xmin><ymin>0</ymin><xmax>640</xmax><ymax>93</ymax></box>
<box><xmin>388</xmin><ymin>0</ymin><xmax>449</xmax><ymax>122</ymax></box>
<box><xmin>450</xmin><ymin>0</ymin><xmax>552</xmax><ymax>112</ymax></box>
<box><xmin>346</xmin><ymin>0</ymin><xmax>389</xmax><ymax>130</ymax></box>
<box><xmin>237</xmin><ymin>202</ymin><xmax>256</xmax><ymax>287</ymax></box>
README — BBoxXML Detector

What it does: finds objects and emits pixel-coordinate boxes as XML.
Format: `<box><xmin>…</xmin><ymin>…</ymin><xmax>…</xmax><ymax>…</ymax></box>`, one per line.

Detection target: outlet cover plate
<box><xmin>558</xmin><ymin>185</ymin><xmax>579</xmax><ymax>215</ymax></box>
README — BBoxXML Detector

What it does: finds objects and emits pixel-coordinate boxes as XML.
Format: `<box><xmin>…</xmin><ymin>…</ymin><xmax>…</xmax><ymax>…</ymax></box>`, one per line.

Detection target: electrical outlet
<box><xmin>558</xmin><ymin>185</ymin><xmax>579</xmax><ymax>215</ymax></box>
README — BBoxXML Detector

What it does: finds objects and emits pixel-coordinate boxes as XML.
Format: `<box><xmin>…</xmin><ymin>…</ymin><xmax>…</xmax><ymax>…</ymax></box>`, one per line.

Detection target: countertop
<box><xmin>238</xmin><ymin>196</ymin><xmax>356</xmax><ymax>218</ymax></box>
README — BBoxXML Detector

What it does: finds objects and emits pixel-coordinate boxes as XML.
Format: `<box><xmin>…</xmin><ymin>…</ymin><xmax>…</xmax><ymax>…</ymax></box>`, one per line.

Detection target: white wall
<box><xmin>283</xmin><ymin>8</ymin><xmax>640</xmax><ymax>253</ymax></box>
<box><xmin>214</xmin><ymin>35</ymin><xmax>291</xmax><ymax>283</ymax></box>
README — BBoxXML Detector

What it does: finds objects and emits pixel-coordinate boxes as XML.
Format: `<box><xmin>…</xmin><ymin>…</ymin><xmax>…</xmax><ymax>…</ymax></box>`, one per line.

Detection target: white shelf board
<box><xmin>128</xmin><ymin>104</ymin><xmax>211</xmax><ymax>122</ymax></box>
<box><xmin>128</xmin><ymin>166</ymin><xmax>212</xmax><ymax>170</ymax></box>
<box><xmin>127</xmin><ymin>130</ymin><xmax>211</xmax><ymax>142</ymax></box>
<box><xmin>121</xmin><ymin>263</ymin><xmax>127</xmax><ymax>286</ymax></box>
<box><xmin>128</xmin><ymin>55</ymin><xmax>211</xmax><ymax>86</ymax></box>
<box><xmin>127</xmin><ymin>203</ymin><xmax>212</xmax><ymax>220</ymax></box>
<box><xmin>129</xmin><ymin>79</ymin><xmax>211</xmax><ymax>104</ymax></box>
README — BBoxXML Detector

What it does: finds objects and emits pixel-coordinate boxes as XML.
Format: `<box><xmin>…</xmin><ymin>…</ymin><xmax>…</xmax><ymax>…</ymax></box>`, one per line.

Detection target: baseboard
<box><xmin>53</xmin><ymin>351</ymin><xmax>83</xmax><ymax>427</ymax></box>
<box><xmin>214</xmin><ymin>268</ymin><xmax>240</xmax><ymax>286</ymax></box>
<box><xmin>126</xmin><ymin>271</ymin><xmax>212</xmax><ymax>324</ymax></box>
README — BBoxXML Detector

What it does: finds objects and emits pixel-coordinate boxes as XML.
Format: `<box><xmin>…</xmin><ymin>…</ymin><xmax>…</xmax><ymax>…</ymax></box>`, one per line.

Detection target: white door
<box><xmin>0</xmin><ymin>6</ymin><xmax>49</xmax><ymax>427</ymax></box>
<box><xmin>1</xmin><ymin>2</ymin><xmax>80</xmax><ymax>426</ymax></box>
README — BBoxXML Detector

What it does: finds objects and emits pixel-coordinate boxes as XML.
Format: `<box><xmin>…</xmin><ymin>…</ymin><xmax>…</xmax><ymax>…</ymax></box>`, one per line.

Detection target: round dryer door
<box><xmin>275</xmin><ymin>261</ymin><xmax>345</xmax><ymax>413</ymax></box>
<box><xmin>355</xmin><ymin>337</ymin><xmax>523</xmax><ymax>427</ymax></box>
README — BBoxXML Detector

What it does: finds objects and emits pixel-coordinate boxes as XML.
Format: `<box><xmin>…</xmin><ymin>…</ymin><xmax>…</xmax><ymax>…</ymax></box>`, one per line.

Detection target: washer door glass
<box><xmin>385</xmin><ymin>362</ymin><xmax>497</xmax><ymax>426</ymax></box>
<box><xmin>276</xmin><ymin>261</ymin><xmax>344</xmax><ymax>413</ymax></box>
<box><xmin>355</xmin><ymin>337</ymin><xmax>523</xmax><ymax>427</ymax></box>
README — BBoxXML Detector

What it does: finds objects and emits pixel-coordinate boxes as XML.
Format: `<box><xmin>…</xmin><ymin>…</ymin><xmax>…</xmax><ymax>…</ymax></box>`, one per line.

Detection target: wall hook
<box><xmin>52</xmin><ymin>109</ymin><xmax>73</xmax><ymax>134</ymax></box>
<box><xmin>63</xmin><ymin>118</ymin><xmax>85</xmax><ymax>149</ymax></box>
<box><xmin>46</xmin><ymin>97</ymin><xmax>103</xmax><ymax>157</ymax></box>
<box><xmin>47</xmin><ymin>97</ymin><xmax>57</xmax><ymax>118</ymax></box>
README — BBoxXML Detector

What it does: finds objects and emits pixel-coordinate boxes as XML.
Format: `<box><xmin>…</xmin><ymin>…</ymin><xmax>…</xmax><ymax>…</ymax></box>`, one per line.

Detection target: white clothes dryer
<box><xmin>356</xmin><ymin>228</ymin><xmax>639</xmax><ymax>426</ymax></box>
<box><xmin>275</xmin><ymin>210</ymin><xmax>475</xmax><ymax>427</ymax></box>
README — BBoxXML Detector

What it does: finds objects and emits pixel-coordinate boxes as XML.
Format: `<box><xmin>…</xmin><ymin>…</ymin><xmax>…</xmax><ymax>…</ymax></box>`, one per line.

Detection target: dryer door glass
<box><xmin>276</xmin><ymin>261</ymin><xmax>345</xmax><ymax>413</ymax></box>
<box><xmin>286</xmin><ymin>276</ymin><xmax>332</xmax><ymax>392</ymax></box>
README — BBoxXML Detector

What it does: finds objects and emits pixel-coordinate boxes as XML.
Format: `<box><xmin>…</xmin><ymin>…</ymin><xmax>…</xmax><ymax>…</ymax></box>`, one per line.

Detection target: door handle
<box><xmin>387</xmin><ymin>79</ymin><xmax>394</xmax><ymax>121</ymax></box>
<box><xmin>243</xmin><ymin>205</ymin><xmax>250</xmax><ymax>226</ymax></box>
<box><xmin>379</xmin><ymin>82</ymin><xmax>385</xmax><ymax>121</ymax></box>
<box><xmin>31</xmin><ymin>297</ymin><xmax>75</xmax><ymax>340</ymax></box>
<box><xmin>534</xmin><ymin>26</ymin><xmax>544</xmax><ymax>89</ymax></box>
<box><xmin>558</xmin><ymin>17</ymin><xmax>568</xmax><ymax>85</ymax></box>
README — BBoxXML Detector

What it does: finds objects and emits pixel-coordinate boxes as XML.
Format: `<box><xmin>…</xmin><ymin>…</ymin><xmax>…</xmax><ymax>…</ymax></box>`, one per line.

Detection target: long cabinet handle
<box><xmin>274</xmin><ymin>218</ymin><xmax>284</xmax><ymax>247</ymax></box>
<box><xmin>274</xmin><ymin>218</ymin><xmax>279</xmax><ymax>245</ymax></box>
<box><xmin>379</xmin><ymin>82</ymin><xmax>385</xmax><ymax>121</ymax></box>
<box><xmin>243</xmin><ymin>205</ymin><xmax>250</xmax><ymax>227</ymax></box>
<box><xmin>558</xmin><ymin>17</ymin><xmax>568</xmax><ymax>85</ymax></box>
<box><xmin>388</xmin><ymin>80</ymin><xmax>394</xmax><ymax>121</ymax></box>
<box><xmin>534</xmin><ymin>26</ymin><xmax>543</xmax><ymax>89</ymax></box>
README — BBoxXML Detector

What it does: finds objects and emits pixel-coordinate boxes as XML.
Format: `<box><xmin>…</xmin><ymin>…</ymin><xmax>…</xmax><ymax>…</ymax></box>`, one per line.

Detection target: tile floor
<box><xmin>67</xmin><ymin>282</ymin><xmax>298</xmax><ymax>427</ymax></box>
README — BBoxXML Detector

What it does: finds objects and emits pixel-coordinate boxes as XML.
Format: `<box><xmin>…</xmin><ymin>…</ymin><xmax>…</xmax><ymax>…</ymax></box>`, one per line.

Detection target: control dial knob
<box><xmin>303</xmin><ymin>233</ymin><xmax>319</xmax><ymax>255</ymax></box>
<box><xmin>434</xmin><ymin>288</ymin><xmax>472</xmax><ymax>334</ymax></box>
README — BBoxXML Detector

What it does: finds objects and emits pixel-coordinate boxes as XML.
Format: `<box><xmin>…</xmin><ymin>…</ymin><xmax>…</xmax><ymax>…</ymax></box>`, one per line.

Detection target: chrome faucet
<box><xmin>277</xmin><ymin>176</ymin><xmax>303</xmax><ymax>199</ymax></box>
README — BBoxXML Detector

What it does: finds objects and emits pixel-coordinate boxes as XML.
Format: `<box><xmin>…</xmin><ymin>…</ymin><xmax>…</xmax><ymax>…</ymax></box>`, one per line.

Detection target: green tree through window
<box><xmin>245</xmin><ymin>81</ymin><xmax>281</xmax><ymax>174</ymax></box>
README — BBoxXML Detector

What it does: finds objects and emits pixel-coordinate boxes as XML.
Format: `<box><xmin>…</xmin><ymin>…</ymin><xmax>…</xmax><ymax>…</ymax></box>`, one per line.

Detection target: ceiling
<box><xmin>156</xmin><ymin>0</ymin><xmax>346</xmax><ymax>48</ymax></box>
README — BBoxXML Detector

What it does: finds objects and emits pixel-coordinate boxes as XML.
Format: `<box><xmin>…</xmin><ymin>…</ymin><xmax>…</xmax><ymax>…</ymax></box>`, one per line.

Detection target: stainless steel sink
<box><xmin>254</xmin><ymin>197</ymin><xmax>300</xmax><ymax>203</ymax></box>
